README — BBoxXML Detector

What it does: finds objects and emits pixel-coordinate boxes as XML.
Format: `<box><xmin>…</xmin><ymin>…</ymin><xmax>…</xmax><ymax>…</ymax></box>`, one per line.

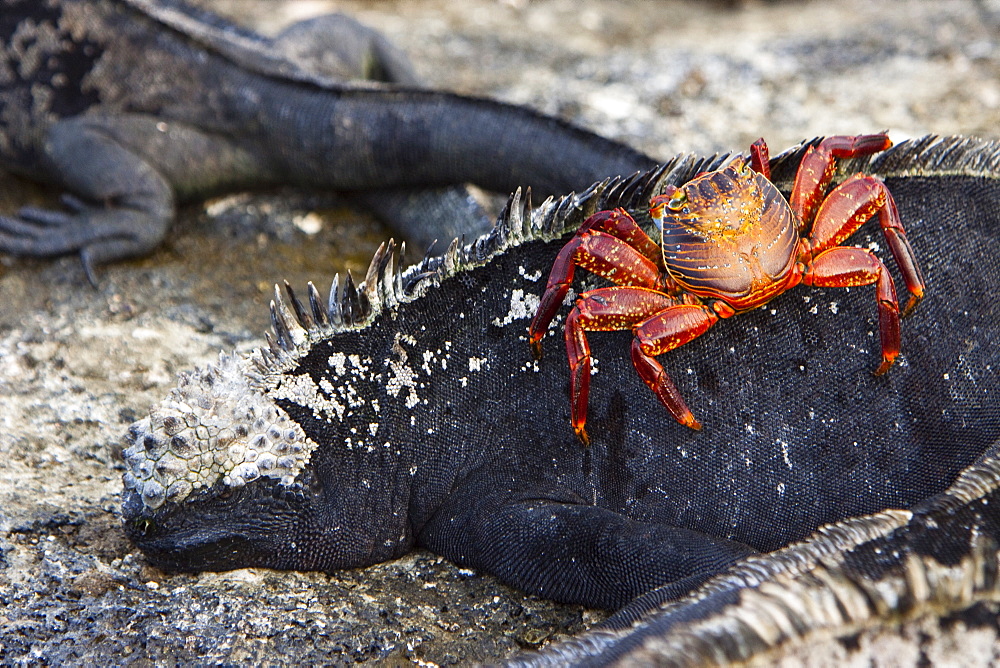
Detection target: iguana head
<box><xmin>119</xmin><ymin>351</ymin><xmax>333</xmax><ymax>571</ymax></box>
<box><xmin>120</xmin><ymin>243</ymin><xmax>421</xmax><ymax>572</ymax></box>
<box><xmin>120</xmin><ymin>340</ymin><xmax>418</xmax><ymax>572</ymax></box>
<box><xmin>119</xmin><ymin>219</ymin><xmax>542</xmax><ymax>572</ymax></box>
<box><xmin>121</xmin><ymin>353</ymin><xmax>316</xmax><ymax>512</ymax></box>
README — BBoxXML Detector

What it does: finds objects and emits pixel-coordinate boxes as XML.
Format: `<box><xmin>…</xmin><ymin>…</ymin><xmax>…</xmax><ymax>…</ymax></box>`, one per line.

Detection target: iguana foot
<box><xmin>0</xmin><ymin>115</ymin><xmax>179</xmax><ymax>278</ymax></box>
<box><xmin>0</xmin><ymin>198</ymin><xmax>171</xmax><ymax>282</ymax></box>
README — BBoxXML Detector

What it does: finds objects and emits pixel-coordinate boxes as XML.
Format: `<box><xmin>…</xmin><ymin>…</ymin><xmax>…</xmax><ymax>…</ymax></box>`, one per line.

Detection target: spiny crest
<box><xmin>872</xmin><ymin>134</ymin><xmax>1000</xmax><ymax>177</ymax></box>
<box><xmin>767</xmin><ymin>134</ymin><xmax>1000</xmax><ymax>189</ymax></box>
<box><xmin>256</xmin><ymin>151</ymin><xmax>740</xmax><ymax>373</ymax></box>
<box><xmin>258</xmin><ymin>134</ymin><xmax>996</xmax><ymax>375</ymax></box>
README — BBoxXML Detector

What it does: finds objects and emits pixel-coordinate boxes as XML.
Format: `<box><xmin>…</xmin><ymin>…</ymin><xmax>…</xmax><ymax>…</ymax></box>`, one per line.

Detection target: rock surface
<box><xmin>1</xmin><ymin>0</ymin><xmax>998</xmax><ymax>663</ymax></box>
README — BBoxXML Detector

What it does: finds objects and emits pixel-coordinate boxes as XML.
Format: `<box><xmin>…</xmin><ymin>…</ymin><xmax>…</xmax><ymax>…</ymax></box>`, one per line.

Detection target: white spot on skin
<box><xmin>328</xmin><ymin>352</ymin><xmax>347</xmax><ymax>376</ymax></box>
<box><xmin>422</xmin><ymin>349</ymin><xmax>436</xmax><ymax>375</ymax></box>
<box><xmin>778</xmin><ymin>439</ymin><xmax>792</xmax><ymax>468</ymax></box>
<box><xmin>518</xmin><ymin>266</ymin><xmax>543</xmax><ymax>282</ymax></box>
<box><xmin>493</xmin><ymin>289</ymin><xmax>541</xmax><ymax>327</ymax></box>
<box><xmin>271</xmin><ymin>373</ymin><xmax>347</xmax><ymax>421</ymax></box>
<box><xmin>518</xmin><ymin>360</ymin><xmax>541</xmax><ymax>373</ymax></box>
<box><xmin>385</xmin><ymin>333</ymin><xmax>421</xmax><ymax>409</ymax></box>
<box><xmin>327</xmin><ymin>352</ymin><xmax>372</xmax><ymax>378</ymax></box>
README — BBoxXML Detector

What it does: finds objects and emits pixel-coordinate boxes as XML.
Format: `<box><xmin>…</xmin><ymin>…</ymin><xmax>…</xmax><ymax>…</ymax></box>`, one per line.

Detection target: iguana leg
<box><xmin>421</xmin><ymin>487</ymin><xmax>756</xmax><ymax>610</ymax></box>
<box><xmin>0</xmin><ymin>116</ymin><xmax>177</xmax><ymax>276</ymax></box>
<box><xmin>0</xmin><ymin>114</ymin><xmax>273</xmax><ymax>277</ymax></box>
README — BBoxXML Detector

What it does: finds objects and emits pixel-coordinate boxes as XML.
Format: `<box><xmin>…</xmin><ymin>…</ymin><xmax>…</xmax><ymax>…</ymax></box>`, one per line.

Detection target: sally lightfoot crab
<box><xmin>528</xmin><ymin>135</ymin><xmax>926</xmax><ymax>445</ymax></box>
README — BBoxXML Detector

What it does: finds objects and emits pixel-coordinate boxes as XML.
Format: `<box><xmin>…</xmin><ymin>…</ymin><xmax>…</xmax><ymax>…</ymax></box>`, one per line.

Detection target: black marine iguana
<box><xmin>0</xmin><ymin>0</ymin><xmax>655</xmax><ymax>276</ymax></box>
<box><xmin>121</xmin><ymin>135</ymin><xmax>1000</xmax><ymax>663</ymax></box>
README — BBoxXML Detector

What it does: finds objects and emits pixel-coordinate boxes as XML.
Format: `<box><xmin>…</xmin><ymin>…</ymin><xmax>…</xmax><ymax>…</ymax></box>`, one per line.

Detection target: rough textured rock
<box><xmin>1</xmin><ymin>0</ymin><xmax>998</xmax><ymax>664</ymax></box>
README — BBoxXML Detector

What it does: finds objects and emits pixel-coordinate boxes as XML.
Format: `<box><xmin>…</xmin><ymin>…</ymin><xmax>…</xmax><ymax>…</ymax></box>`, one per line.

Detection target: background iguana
<box><xmin>0</xmin><ymin>0</ymin><xmax>655</xmax><ymax>278</ymax></box>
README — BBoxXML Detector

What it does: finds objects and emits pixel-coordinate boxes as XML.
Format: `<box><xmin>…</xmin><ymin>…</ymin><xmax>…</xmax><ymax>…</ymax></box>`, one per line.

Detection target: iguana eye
<box><xmin>666</xmin><ymin>191</ymin><xmax>687</xmax><ymax>211</ymax></box>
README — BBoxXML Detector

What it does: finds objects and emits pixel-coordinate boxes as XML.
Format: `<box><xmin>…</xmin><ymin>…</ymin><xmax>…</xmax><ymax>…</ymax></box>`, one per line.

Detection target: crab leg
<box><xmin>564</xmin><ymin>286</ymin><xmax>680</xmax><ymax>444</ymax></box>
<box><xmin>803</xmin><ymin>246</ymin><xmax>900</xmax><ymax>375</ymax></box>
<box><xmin>790</xmin><ymin>134</ymin><xmax>892</xmax><ymax>227</ymax></box>
<box><xmin>578</xmin><ymin>208</ymin><xmax>663</xmax><ymax>265</ymax></box>
<box><xmin>630</xmin><ymin>303</ymin><xmax>723</xmax><ymax>432</ymax></box>
<box><xmin>749</xmin><ymin>138</ymin><xmax>771</xmax><ymax>179</ymax></box>
<box><xmin>529</xmin><ymin>211</ymin><xmax>665</xmax><ymax>358</ymax></box>
<box><xmin>875</xmin><ymin>195</ymin><xmax>924</xmax><ymax>316</ymax></box>
<box><xmin>806</xmin><ymin>173</ymin><xmax>925</xmax><ymax>315</ymax></box>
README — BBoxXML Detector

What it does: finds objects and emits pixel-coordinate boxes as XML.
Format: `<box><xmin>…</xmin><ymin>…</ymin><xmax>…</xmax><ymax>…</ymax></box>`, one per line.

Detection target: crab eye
<box><xmin>666</xmin><ymin>191</ymin><xmax>687</xmax><ymax>211</ymax></box>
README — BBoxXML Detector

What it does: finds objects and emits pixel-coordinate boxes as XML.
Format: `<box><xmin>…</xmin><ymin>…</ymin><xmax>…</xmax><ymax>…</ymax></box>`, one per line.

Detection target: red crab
<box><xmin>528</xmin><ymin>134</ymin><xmax>926</xmax><ymax>445</ymax></box>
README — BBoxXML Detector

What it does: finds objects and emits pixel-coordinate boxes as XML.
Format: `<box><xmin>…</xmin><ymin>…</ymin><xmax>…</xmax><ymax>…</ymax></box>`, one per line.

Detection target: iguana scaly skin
<box><xmin>122</xmin><ymin>137</ymin><xmax>1000</xmax><ymax>665</ymax></box>
<box><xmin>0</xmin><ymin>0</ymin><xmax>655</xmax><ymax>276</ymax></box>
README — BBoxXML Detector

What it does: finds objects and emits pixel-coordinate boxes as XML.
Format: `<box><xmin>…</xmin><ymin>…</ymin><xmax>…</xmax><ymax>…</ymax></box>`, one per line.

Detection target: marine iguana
<box><xmin>120</xmin><ymin>135</ymin><xmax>1000</xmax><ymax>663</ymax></box>
<box><xmin>0</xmin><ymin>0</ymin><xmax>655</xmax><ymax>277</ymax></box>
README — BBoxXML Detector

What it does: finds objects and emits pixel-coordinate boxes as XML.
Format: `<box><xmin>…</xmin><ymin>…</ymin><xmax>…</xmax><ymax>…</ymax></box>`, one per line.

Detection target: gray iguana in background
<box><xmin>121</xmin><ymin>135</ymin><xmax>1000</xmax><ymax>664</ymax></box>
<box><xmin>0</xmin><ymin>0</ymin><xmax>656</xmax><ymax>278</ymax></box>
